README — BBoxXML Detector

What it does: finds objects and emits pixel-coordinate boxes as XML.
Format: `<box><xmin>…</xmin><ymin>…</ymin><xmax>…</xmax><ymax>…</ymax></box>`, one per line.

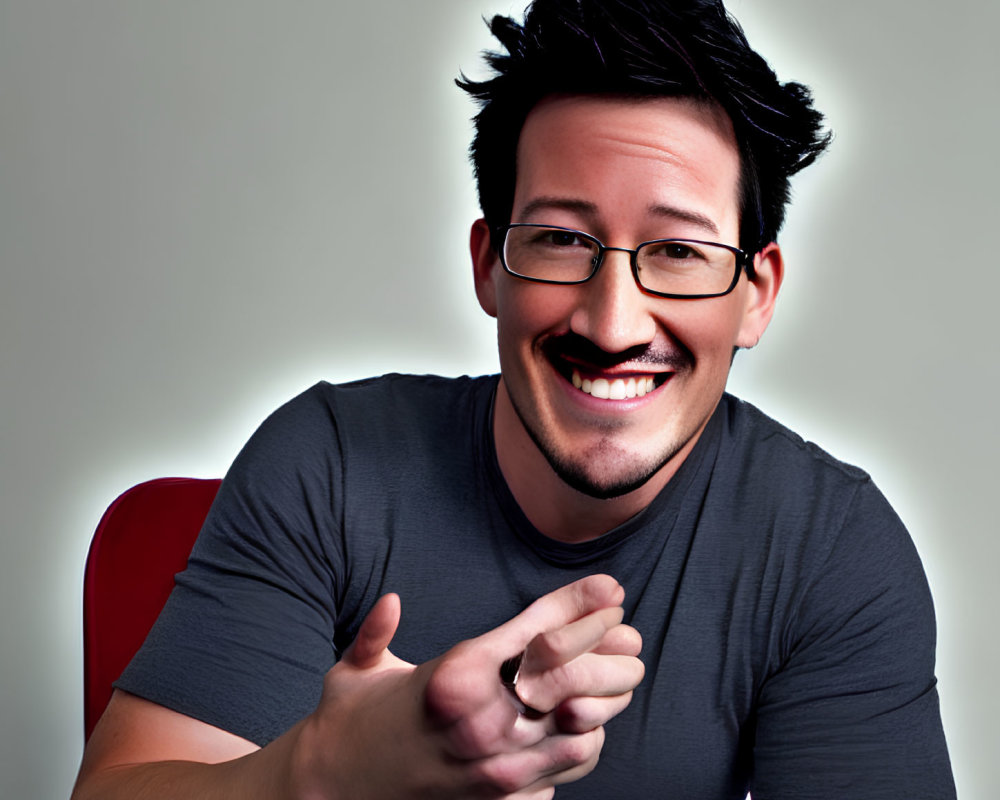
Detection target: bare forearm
<box><xmin>72</xmin><ymin>723</ymin><xmax>303</xmax><ymax>800</ymax></box>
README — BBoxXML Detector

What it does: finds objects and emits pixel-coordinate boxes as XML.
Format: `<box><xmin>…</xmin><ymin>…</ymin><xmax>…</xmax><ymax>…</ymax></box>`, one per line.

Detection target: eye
<box><xmin>645</xmin><ymin>241</ymin><xmax>708</xmax><ymax>262</ymax></box>
<box><xmin>662</xmin><ymin>242</ymin><xmax>697</xmax><ymax>259</ymax></box>
<box><xmin>539</xmin><ymin>229</ymin><xmax>588</xmax><ymax>248</ymax></box>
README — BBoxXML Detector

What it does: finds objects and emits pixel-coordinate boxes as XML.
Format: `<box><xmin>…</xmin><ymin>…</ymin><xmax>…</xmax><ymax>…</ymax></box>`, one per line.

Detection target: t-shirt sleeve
<box><xmin>750</xmin><ymin>480</ymin><xmax>955</xmax><ymax>799</ymax></box>
<box><xmin>115</xmin><ymin>385</ymin><xmax>345</xmax><ymax>746</ymax></box>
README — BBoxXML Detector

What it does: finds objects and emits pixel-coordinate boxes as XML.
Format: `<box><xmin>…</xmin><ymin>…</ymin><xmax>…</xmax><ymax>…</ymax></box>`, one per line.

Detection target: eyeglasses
<box><xmin>497</xmin><ymin>223</ymin><xmax>751</xmax><ymax>299</ymax></box>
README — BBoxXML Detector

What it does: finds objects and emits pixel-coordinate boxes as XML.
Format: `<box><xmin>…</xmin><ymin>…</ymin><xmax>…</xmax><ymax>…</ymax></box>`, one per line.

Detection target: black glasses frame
<box><xmin>497</xmin><ymin>223</ymin><xmax>752</xmax><ymax>300</ymax></box>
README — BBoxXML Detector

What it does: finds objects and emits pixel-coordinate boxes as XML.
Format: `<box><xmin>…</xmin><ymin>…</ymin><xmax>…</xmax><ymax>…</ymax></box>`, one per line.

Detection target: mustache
<box><xmin>541</xmin><ymin>332</ymin><xmax>693</xmax><ymax>371</ymax></box>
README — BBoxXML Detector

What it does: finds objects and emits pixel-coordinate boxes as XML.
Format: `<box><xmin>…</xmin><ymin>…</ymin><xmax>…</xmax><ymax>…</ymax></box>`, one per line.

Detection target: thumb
<box><xmin>343</xmin><ymin>592</ymin><xmax>401</xmax><ymax>669</ymax></box>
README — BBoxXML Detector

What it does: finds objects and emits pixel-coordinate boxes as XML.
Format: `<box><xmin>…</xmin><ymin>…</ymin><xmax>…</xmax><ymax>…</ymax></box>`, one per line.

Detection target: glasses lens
<box><xmin>636</xmin><ymin>240</ymin><xmax>738</xmax><ymax>296</ymax></box>
<box><xmin>503</xmin><ymin>226</ymin><xmax>599</xmax><ymax>283</ymax></box>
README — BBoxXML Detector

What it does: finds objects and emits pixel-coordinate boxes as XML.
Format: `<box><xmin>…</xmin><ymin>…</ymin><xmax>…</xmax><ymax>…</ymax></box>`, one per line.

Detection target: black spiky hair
<box><xmin>457</xmin><ymin>0</ymin><xmax>831</xmax><ymax>254</ymax></box>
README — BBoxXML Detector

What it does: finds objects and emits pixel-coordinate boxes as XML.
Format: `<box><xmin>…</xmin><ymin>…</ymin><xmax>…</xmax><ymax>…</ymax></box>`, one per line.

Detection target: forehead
<box><xmin>513</xmin><ymin>94</ymin><xmax>741</xmax><ymax>237</ymax></box>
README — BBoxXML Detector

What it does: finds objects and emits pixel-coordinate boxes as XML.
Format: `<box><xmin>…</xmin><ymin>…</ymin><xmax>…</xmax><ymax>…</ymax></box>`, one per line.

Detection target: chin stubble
<box><xmin>507</xmin><ymin>392</ymin><xmax>684</xmax><ymax>500</ymax></box>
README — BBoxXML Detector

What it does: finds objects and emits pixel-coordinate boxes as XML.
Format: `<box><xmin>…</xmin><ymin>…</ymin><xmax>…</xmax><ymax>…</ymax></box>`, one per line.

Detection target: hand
<box><xmin>291</xmin><ymin>574</ymin><xmax>644</xmax><ymax>799</ymax></box>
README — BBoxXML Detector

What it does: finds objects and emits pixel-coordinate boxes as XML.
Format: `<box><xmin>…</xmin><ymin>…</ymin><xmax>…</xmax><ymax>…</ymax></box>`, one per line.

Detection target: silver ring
<box><xmin>499</xmin><ymin>652</ymin><xmax>544</xmax><ymax>718</ymax></box>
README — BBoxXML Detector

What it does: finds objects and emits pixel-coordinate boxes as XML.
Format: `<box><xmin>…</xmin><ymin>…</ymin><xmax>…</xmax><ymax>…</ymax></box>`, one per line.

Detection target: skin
<box><xmin>472</xmin><ymin>94</ymin><xmax>783</xmax><ymax>543</ymax></box>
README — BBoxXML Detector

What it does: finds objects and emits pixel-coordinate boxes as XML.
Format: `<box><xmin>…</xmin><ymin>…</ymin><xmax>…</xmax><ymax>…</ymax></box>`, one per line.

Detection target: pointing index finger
<box><xmin>484</xmin><ymin>575</ymin><xmax>625</xmax><ymax>657</ymax></box>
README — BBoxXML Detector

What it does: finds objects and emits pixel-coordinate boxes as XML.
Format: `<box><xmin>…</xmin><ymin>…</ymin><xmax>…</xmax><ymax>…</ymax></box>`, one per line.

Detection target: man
<box><xmin>72</xmin><ymin>0</ymin><xmax>955</xmax><ymax>797</ymax></box>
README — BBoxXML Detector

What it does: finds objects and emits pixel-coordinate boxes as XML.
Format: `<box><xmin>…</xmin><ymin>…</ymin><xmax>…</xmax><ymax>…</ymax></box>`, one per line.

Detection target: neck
<box><xmin>492</xmin><ymin>380</ymin><xmax>690</xmax><ymax>543</ymax></box>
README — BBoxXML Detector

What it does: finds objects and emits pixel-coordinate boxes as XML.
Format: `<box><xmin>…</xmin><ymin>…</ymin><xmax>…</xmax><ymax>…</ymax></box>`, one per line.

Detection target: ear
<box><xmin>470</xmin><ymin>218</ymin><xmax>499</xmax><ymax>318</ymax></box>
<box><xmin>735</xmin><ymin>242</ymin><xmax>784</xmax><ymax>348</ymax></box>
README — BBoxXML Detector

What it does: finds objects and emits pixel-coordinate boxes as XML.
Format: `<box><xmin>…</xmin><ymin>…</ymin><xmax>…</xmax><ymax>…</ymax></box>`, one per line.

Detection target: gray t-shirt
<box><xmin>119</xmin><ymin>374</ymin><xmax>954</xmax><ymax>798</ymax></box>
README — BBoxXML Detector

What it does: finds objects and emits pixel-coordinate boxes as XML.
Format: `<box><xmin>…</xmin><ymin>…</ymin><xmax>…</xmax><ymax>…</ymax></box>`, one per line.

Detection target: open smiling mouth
<box><xmin>547</xmin><ymin>355</ymin><xmax>672</xmax><ymax>400</ymax></box>
<box><xmin>570</xmin><ymin>369</ymin><xmax>661</xmax><ymax>399</ymax></box>
<box><xmin>542</xmin><ymin>334</ymin><xmax>680</xmax><ymax>402</ymax></box>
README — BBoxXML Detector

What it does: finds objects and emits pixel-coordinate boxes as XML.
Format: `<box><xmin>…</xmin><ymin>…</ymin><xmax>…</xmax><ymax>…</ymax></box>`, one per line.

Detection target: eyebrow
<box><xmin>516</xmin><ymin>196</ymin><xmax>720</xmax><ymax>237</ymax></box>
<box><xmin>518</xmin><ymin>197</ymin><xmax>598</xmax><ymax>220</ymax></box>
<box><xmin>648</xmin><ymin>203</ymin><xmax>720</xmax><ymax>237</ymax></box>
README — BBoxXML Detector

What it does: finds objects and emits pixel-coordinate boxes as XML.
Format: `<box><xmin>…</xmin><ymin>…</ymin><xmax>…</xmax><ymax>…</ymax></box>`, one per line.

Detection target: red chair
<box><xmin>82</xmin><ymin>477</ymin><xmax>221</xmax><ymax>741</ymax></box>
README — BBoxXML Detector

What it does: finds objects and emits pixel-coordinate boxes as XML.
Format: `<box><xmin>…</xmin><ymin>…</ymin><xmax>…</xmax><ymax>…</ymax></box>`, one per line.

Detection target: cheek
<box><xmin>495</xmin><ymin>282</ymin><xmax>577</xmax><ymax>344</ymax></box>
<box><xmin>663</xmin><ymin>299</ymin><xmax>746</xmax><ymax>361</ymax></box>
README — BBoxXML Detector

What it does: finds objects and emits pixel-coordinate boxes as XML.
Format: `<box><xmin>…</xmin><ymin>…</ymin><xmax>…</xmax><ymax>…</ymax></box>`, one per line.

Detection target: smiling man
<box><xmin>475</xmin><ymin>94</ymin><xmax>780</xmax><ymax>540</ymax></box>
<box><xmin>73</xmin><ymin>1</ymin><xmax>955</xmax><ymax>798</ymax></box>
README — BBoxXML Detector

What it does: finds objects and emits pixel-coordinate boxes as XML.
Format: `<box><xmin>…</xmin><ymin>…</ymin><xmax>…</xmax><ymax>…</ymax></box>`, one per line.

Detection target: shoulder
<box><xmin>716</xmin><ymin>394</ymin><xmax>881</xmax><ymax>534</ymax></box>
<box><xmin>313</xmin><ymin>373</ymin><xmax>496</xmax><ymax>454</ymax></box>
<box><xmin>224</xmin><ymin>374</ymin><xmax>497</xmax><ymax>505</ymax></box>
<box><xmin>241</xmin><ymin>373</ymin><xmax>496</xmax><ymax>455</ymax></box>
<box><xmin>719</xmin><ymin>393</ymin><xmax>870</xmax><ymax>485</ymax></box>
<box><xmin>321</xmin><ymin>373</ymin><xmax>495</xmax><ymax>419</ymax></box>
<box><xmin>714</xmin><ymin>394</ymin><xmax>924</xmax><ymax>601</ymax></box>
<box><xmin>717</xmin><ymin>394</ymin><xmax>935</xmax><ymax>645</ymax></box>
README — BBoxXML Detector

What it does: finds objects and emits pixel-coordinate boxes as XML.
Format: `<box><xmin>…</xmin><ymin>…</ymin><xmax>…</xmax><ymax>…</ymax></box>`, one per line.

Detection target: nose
<box><xmin>569</xmin><ymin>249</ymin><xmax>658</xmax><ymax>354</ymax></box>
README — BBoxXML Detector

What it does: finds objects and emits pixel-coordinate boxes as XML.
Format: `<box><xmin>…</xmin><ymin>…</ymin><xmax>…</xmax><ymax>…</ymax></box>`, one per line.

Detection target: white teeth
<box><xmin>570</xmin><ymin>369</ymin><xmax>657</xmax><ymax>400</ymax></box>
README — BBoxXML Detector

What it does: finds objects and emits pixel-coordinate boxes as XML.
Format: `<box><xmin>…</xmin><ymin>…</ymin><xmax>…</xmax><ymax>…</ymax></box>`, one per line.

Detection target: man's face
<box><xmin>473</xmin><ymin>95</ymin><xmax>781</xmax><ymax>500</ymax></box>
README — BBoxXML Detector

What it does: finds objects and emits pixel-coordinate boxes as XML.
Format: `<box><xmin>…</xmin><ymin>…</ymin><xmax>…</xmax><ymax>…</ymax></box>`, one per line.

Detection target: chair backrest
<box><xmin>82</xmin><ymin>477</ymin><xmax>221</xmax><ymax>741</ymax></box>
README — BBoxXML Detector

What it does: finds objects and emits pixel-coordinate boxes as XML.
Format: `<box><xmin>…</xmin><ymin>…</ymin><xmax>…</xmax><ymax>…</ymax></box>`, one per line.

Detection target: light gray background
<box><xmin>1</xmin><ymin>1</ymin><xmax>996</xmax><ymax>797</ymax></box>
